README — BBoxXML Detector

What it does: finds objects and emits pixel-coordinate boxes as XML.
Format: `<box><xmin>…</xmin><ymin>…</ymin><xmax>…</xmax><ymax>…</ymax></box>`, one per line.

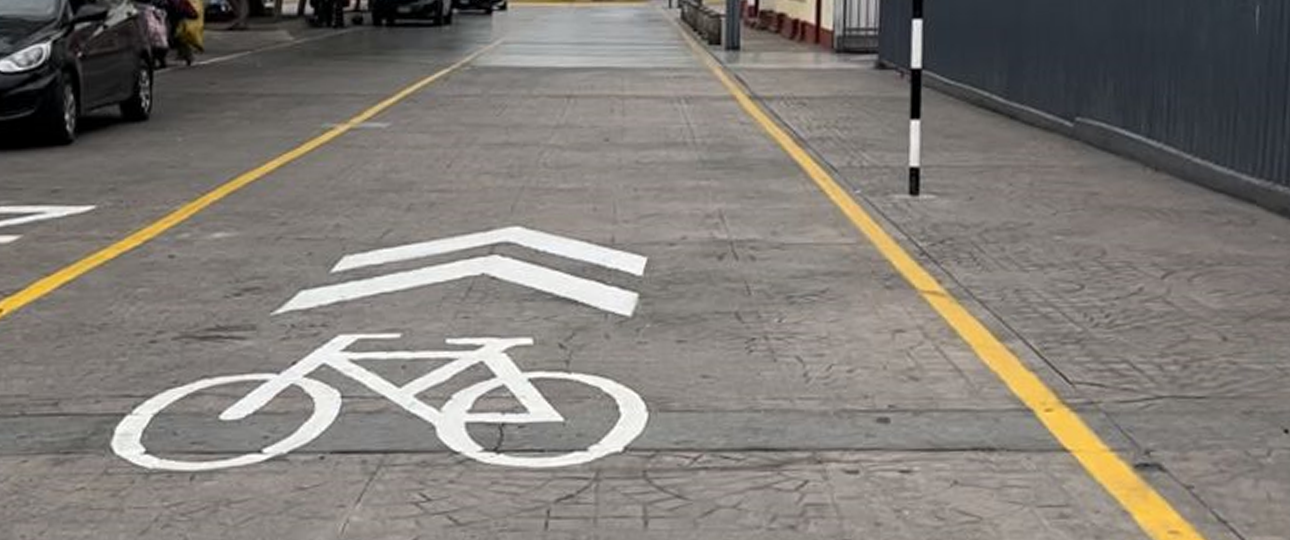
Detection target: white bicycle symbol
<box><xmin>112</xmin><ymin>334</ymin><xmax>648</xmax><ymax>471</ymax></box>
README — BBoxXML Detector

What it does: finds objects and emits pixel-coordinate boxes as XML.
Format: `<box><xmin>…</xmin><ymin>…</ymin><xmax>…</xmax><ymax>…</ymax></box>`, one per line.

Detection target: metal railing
<box><xmin>834</xmin><ymin>0</ymin><xmax>880</xmax><ymax>53</ymax></box>
<box><xmin>680</xmin><ymin>0</ymin><xmax>723</xmax><ymax>46</ymax></box>
<box><xmin>878</xmin><ymin>0</ymin><xmax>1290</xmax><ymax>190</ymax></box>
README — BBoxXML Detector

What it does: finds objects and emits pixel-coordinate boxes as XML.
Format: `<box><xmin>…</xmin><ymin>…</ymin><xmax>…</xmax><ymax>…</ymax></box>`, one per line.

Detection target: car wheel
<box><xmin>444</xmin><ymin>8</ymin><xmax>453</xmax><ymax>24</ymax></box>
<box><xmin>40</xmin><ymin>75</ymin><xmax>78</xmax><ymax>145</ymax></box>
<box><xmin>498</xmin><ymin>1</ymin><xmax>507</xmax><ymax>10</ymax></box>
<box><xmin>120</xmin><ymin>63</ymin><xmax>154</xmax><ymax>122</ymax></box>
<box><xmin>484</xmin><ymin>5</ymin><xmax>492</xmax><ymax>14</ymax></box>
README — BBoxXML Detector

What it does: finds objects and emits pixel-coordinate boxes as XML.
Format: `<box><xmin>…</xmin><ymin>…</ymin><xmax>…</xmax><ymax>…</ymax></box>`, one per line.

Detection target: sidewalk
<box><xmin>715</xmin><ymin>28</ymin><xmax>1290</xmax><ymax>540</ymax></box>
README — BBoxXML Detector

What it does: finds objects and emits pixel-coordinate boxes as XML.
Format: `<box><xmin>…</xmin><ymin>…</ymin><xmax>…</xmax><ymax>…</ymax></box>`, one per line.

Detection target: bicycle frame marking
<box><xmin>220</xmin><ymin>334</ymin><xmax>565</xmax><ymax>426</ymax></box>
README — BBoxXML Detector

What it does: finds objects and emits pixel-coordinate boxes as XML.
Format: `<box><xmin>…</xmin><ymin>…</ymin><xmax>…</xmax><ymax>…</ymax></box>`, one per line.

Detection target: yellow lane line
<box><xmin>0</xmin><ymin>40</ymin><xmax>503</xmax><ymax>322</ymax></box>
<box><xmin>663</xmin><ymin>11</ymin><xmax>1205</xmax><ymax>540</ymax></box>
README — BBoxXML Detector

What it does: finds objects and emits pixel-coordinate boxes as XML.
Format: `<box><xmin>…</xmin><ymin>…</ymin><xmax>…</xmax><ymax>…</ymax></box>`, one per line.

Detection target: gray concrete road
<box><xmin>0</xmin><ymin>4</ymin><xmax>1280</xmax><ymax>540</ymax></box>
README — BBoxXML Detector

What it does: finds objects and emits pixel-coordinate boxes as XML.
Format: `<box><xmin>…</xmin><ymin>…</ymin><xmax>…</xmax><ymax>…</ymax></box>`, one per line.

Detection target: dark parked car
<box><xmin>0</xmin><ymin>0</ymin><xmax>153</xmax><ymax>145</ymax></box>
<box><xmin>371</xmin><ymin>0</ymin><xmax>453</xmax><ymax>26</ymax></box>
<box><xmin>205</xmin><ymin>0</ymin><xmax>235</xmax><ymax>21</ymax></box>
<box><xmin>452</xmin><ymin>0</ymin><xmax>505</xmax><ymax>14</ymax></box>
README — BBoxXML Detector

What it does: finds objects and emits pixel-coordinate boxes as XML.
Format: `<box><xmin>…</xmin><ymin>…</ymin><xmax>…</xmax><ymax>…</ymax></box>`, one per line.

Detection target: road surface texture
<box><xmin>1</xmin><ymin>4</ymin><xmax>1287</xmax><ymax>540</ymax></box>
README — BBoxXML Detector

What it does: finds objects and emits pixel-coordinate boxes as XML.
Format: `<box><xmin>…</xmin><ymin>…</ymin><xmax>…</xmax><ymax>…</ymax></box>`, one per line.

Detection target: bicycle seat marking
<box><xmin>112</xmin><ymin>333</ymin><xmax>649</xmax><ymax>471</ymax></box>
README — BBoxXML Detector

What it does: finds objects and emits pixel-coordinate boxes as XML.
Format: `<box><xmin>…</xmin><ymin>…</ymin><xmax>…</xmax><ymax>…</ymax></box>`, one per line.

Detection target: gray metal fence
<box><xmin>878</xmin><ymin>0</ymin><xmax>1290</xmax><ymax>194</ymax></box>
<box><xmin>834</xmin><ymin>0</ymin><xmax>880</xmax><ymax>53</ymax></box>
<box><xmin>680</xmin><ymin>0</ymin><xmax>723</xmax><ymax>46</ymax></box>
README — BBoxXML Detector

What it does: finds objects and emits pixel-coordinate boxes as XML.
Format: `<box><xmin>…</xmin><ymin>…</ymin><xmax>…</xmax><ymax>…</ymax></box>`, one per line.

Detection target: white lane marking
<box><xmin>334</xmin><ymin>226</ymin><xmax>648</xmax><ymax>276</ymax></box>
<box><xmin>276</xmin><ymin>254</ymin><xmax>641</xmax><ymax>316</ymax></box>
<box><xmin>0</xmin><ymin>205</ymin><xmax>97</xmax><ymax>229</ymax></box>
<box><xmin>0</xmin><ymin>206</ymin><xmax>96</xmax><ymax>245</ymax></box>
<box><xmin>156</xmin><ymin>28</ymin><xmax>363</xmax><ymax>74</ymax></box>
<box><xmin>168</xmin><ymin>27</ymin><xmax>366</xmax><ymax>72</ymax></box>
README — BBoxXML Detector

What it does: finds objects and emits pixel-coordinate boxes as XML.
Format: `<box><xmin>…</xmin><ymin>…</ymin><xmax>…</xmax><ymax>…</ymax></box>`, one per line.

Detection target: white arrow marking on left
<box><xmin>0</xmin><ymin>206</ymin><xmax>97</xmax><ymax>245</ymax></box>
<box><xmin>275</xmin><ymin>255</ymin><xmax>640</xmax><ymax>316</ymax></box>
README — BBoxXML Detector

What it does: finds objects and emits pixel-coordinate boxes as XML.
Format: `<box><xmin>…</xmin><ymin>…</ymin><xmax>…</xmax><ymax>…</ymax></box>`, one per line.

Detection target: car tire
<box><xmin>40</xmin><ymin>74</ymin><xmax>78</xmax><ymax>145</ymax></box>
<box><xmin>445</xmin><ymin>8</ymin><xmax>453</xmax><ymax>24</ymax></box>
<box><xmin>120</xmin><ymin>62</ymin><xmax>154</xmax><ymax>122</ymax></box>
<box><xmin>498</xmin><ymin>1</ymin><xmax>507</xmax><ymax>10</ymax></box>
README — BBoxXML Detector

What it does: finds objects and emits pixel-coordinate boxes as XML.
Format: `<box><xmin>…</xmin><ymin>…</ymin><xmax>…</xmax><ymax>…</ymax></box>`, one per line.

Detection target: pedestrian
<box><xmin>228</xmin><ymin>0</ymin><xmax>249</xmax><ymax>30</ymax></box>
<box><xmin>331</xmin><ymin>0</ymin><xmax>346</xmax><ymax>28</ymax></box>
<box><xmin>171</xmin><ymin>0</ymin><xmax>205</xmax><ymax>66</ymax></box>
<box><xmin>308</xmin><ymin>0</ymin><xmax>327</xmax><ymax>27</ymax></box>
<box><xmin>138</xmin><ymin>2</ymin><xmax>171</xmax><ymax>69</ymax></box>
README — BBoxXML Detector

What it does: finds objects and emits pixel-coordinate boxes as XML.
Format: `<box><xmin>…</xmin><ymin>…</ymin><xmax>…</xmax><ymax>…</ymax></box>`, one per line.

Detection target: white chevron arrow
<box><xmin>332</xmin><ymin>226</ymin><xmax>647</xmax><ymax>276</ymax></box>
<box><xmin>0</xmin><ymin>205</ymin><xmax>96</xmax><ymax>244</ymax></box>
<box><xmin>275</xmin><ymin>227</ymin><xmax>647</xmax><ymax>316</ymax></box>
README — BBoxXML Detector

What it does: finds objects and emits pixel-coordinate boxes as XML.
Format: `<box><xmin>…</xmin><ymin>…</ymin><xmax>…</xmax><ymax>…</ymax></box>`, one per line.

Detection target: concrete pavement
<box><xmin>0</xmin><ymin>4</ymin><xmax>1285</xmax><ymax>540</ymax></box>
<box><xmin>720</xmin><ymin>28</ymin><xmax>1290</xmax><ymax>540</ymax></box>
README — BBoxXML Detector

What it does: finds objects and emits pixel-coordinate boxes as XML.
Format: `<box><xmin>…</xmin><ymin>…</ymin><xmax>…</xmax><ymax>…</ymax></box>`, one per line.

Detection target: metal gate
<box><xmin>834</xmin><ymin>0</ymin><xmax>880</xmax><ymax>53</ymax></box>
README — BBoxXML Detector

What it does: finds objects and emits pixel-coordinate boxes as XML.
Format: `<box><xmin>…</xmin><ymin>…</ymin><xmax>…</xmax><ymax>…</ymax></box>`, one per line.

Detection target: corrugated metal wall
<box><xmin>878</xmin><ymin>0</ymin><xmax>1290</xmax><ymax>188</ymax></box>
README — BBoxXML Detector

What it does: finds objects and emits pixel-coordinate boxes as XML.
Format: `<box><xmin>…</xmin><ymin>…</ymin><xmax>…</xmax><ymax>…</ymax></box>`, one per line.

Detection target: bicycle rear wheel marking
<box><xmin>438</xmin><ymin>371</ymin><xmax>648</xmax><ymax>468</ymax></box>
<box><xmin>112</xmin><ymin>374</ymin><xmax>342</xmax><ymax>472</ymax></box>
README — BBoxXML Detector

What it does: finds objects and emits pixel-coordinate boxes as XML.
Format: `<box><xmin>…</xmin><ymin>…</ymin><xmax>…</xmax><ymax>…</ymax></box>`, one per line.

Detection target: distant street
<box><xmin>2</xmin><ymin>3</ymin><xmax>1288</xmax><ymax>540</ymax></box>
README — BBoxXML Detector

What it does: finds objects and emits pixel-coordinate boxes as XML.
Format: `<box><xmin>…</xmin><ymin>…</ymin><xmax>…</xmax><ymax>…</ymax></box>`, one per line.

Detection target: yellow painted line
<box><xmin>662</xmin><ymin>10</ymin><xmax>1205</xmax><ymax>540</ymax></box>
<box><xmin>0</xmin><ymin>40</ymin><xmax>503</xmax><ymax>322</ymax></box>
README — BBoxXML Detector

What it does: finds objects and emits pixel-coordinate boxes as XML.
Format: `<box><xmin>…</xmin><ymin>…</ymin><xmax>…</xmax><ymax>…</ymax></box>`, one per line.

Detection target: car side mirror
<box><xmin>71</xmin><ymin>4</ymin><xmax>110</xmax><ymax>24</ymax></box>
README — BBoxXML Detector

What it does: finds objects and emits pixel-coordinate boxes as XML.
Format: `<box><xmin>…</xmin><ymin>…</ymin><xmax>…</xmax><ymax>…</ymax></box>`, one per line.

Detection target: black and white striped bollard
<box><xmin>908</xmin><ymin>0</ymin><xmax>924</xmax><ymax>196</ymax></box>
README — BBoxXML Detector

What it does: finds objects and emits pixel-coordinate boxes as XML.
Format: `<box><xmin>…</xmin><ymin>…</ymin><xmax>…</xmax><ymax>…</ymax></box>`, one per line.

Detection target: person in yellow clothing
<box><xmin>172</xmin><ymin>0</ymin><xmax>204</xmax><ymax>66</ymax></box>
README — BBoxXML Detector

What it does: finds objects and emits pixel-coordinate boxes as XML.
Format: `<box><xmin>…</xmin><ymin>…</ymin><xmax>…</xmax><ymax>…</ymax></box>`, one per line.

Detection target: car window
<box><xmin>0</xmin><ymin>0</ymin><xmax>59</xmax><ymax>19</ymax></box>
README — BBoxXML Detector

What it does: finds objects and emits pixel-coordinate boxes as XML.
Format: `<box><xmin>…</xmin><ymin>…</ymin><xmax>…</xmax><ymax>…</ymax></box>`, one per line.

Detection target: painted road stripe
<box><xmin>662</xmin><ymin>9</ymin><xmax>1206</xmax><ymax>540</ymax></box>
<box><xmin>0</xmin><ymin>40</ymin><xmax>503</xmax><ymax>322</ymax></box>
<box><xmin>156</xmin><ymin>28</ymin><xmax>365</xmax><ymax>75</ymax></box>
<box><xmin>276</xmin><ymin>255</ymin><xmax>642</xmax><ymax>316</ymax></box>
<box><xmin>332</xmin><ymin>226</ymin><xmax>648</xmax><ymax>275</ymax></box>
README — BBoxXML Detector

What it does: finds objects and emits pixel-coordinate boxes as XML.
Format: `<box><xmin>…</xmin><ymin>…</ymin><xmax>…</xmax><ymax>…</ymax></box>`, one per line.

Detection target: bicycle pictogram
<box><xmin>113</xmin><ymin>228</ymin><xmax>650</xmax><ymax>471</ymax></box>
<box><xmin>113</xmin><ymin>333</ymin><xmax>648</xmax><ymax>471</ymax></box>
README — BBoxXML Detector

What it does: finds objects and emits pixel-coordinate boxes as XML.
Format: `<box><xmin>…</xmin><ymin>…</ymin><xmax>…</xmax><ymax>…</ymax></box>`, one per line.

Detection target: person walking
<box><xmin>169</xmin><ymin>0</ymin><xmax>204</xmax><ymax>66</ymax></box>
<box><xmin>139</xmin><ymin>2</ymin><xmax>171</xmax><ymax>69</ymax></box>
<box><xmin>310</xmin><ymin>0</ymin><xmax>346</xmax><ymax>28</ymax></box>
<box><xmin>228</xmin><ymin>0</ymin><xmax>250</xmax><ymax>30</ymax></box>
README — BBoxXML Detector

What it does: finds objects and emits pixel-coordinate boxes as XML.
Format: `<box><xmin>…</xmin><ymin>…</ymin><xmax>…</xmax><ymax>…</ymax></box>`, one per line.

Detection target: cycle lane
<box><xmin>0</xmin><ymin>5</ymin><xmax>1225</xmax><ymax>540</ymax></box>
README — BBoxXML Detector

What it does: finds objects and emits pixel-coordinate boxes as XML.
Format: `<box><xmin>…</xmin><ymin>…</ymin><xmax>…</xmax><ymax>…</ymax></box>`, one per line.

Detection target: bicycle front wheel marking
<box><xmin>438</xmin><ymin>371</ymin><xmax>649</xmax><ymax>468</ymax></box>
<box><xmin>112</xmin><ymin>374</ymin><xmax>342</xmax><ymax>472</ymax></box>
